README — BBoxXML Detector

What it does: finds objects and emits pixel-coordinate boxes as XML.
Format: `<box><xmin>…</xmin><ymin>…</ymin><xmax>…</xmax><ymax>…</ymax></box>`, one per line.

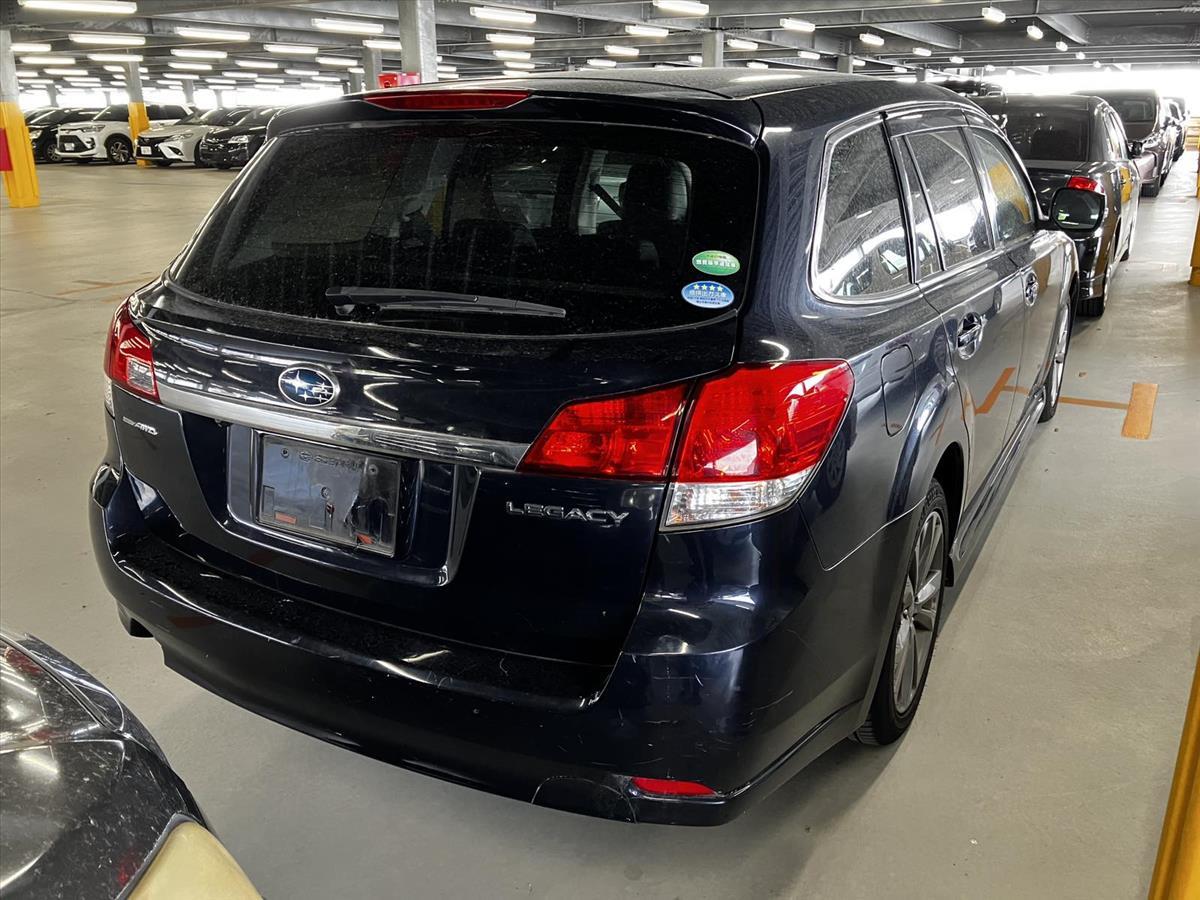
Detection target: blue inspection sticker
<box><xmin>681</xmin><ymin>281</ymin><xmax>735</xmax><ymax>309</ymax></box>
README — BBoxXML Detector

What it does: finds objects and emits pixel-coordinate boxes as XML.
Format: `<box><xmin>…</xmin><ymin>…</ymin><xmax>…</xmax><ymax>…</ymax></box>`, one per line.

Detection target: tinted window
<box><xmin>93</xmin><ymin>104</ymin><xmax>128</xmax><ymax>122</ymax></box>
<box><xmin>907</xmin><ymin>129</ymin><xmax>991</xmax><ymax>268</ymax></box>
<box><xmin>1105</xmin><ymin>97</ymin><xmax>1156</xmax><ymax>124</ymax></box>
<box><xmin>895</xmin><ymin>140</ymin><xmax>940</xmax><ymax>278</ymax></box>
<box><xmin>216</xmin><ymin>107</ymin><xmax>252</xmax><ymax>125</ymax></box>
<box><xmin>971</xmin><ymin>130</ymin><xmax>1035</xmax><ymax>244</ymax></box>
<box><xmin>239</xmin><ymin>107</ymin><xmax>276</xmax><ymax>126</ymax></box>
<box><xmin>1103</xmin><ymin>110</ymin><xmax>1126</xmax><ymax>159</ymax></box>
<box><xmin>815</xmin><ymin>124</ymin><xmax>910</xmax><ymax>299</ymax></box>
<box><xmin>173</xmin><ymin>122</ymin><xmax>759</xmax><ymax>337</ymax></box>
<box><xmin>1001</xmin><ymin>108</ymin><xmax>1089</xmax><ymax>161</ymax></box>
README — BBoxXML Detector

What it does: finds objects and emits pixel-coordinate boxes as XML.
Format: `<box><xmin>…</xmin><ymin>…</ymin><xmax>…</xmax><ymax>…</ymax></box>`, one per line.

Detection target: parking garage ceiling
<box><xmin>3</xmin><ymin>0</ymin><xmax>1198</xmax><ymax>93</ymax></box>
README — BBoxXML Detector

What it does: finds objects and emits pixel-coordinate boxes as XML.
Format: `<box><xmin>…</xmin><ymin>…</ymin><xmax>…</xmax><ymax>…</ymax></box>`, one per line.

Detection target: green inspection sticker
<box><xmin>691</xmin><ymin>250</ymin><xmax>741</xmax><ymax>277</ymax></box>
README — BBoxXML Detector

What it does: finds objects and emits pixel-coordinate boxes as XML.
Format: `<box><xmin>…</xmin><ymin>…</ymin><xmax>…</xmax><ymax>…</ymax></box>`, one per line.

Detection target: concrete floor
<box><xmin>2</xmin><ymin>158</ymin><xmax>1198</xmax><ymax>900</ymax></box>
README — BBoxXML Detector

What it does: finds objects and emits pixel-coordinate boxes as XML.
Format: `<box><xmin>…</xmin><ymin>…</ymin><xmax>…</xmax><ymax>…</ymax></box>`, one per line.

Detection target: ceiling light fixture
<box><xmin>20</xmin><ymin>55</ymin><xmax>76</xmax><ymax>65</ymax></box>
<box><xmin>11</xmin><ymin>42</ymin><xmax>52</xmax><ymax>53</ymax></box>
<box><xmin>912</xmin><ymin>46</ymin><xmax>932</xmax><ymax>57</ymax></box>
<box><xmin>86</xmin><ymin>52</ymin><xmax>140</xmax><ymax>61</ymax></box>
<box><xmin>1056</xmin><ymin>41</ymin><xmax>1069</xmax><ymax>51</ymax></box>
<box><xmin>688</xmin><ymin>55</ymin><xmax>703</xmax><ymax>64</ymax></box>
<box><xmin>485</xmin><ymin>32</ymin><xmax>534</xmax><ymax>46</ymax></box>
<box><xmin>745</xmin><ymin>61</ymin><xmax>768</xmax><ymax>69</ymax></box>
<box><xmin>69</xmin><ymin>32</ymin><xmax>143</xmax><ymax>46</ymax></box>
<box><xmin>175</xmin><ymin>26</ymin><xmax>250</xmax><ymax>41</ymax></box>
<box><xmin>625</xmin><ymin>24</ymin><xmax>669</xmax><ymax>37</ymax></box>
<box><xmin>437</xmin><ymin>64</ymin><xmax>457</xmax><ymax>73</ymax></box>
<box><xmin>893</xmin><ymin>65</ymin><xmax>907</xmax><ymax>72</ymax></box>
<box><xmin>43</xmin><ymin>67</ymin><xmax>89</xmax><ymax>75</ymax></box>
<box><xmin>264</xmin><ymin>43</ymin><xmax>319</xmax><ymax>55</ymax></box>
<box><xmin>1092</xmin><ymin>60</ymin><xmax>1101</xmax><ymax>68</ymax></box>
<box><xmin>727</xmin><ymin>38</ymin><xmax>758</xmax><ymax>51</ymax></box>
<box><xmin>652</xmin><ymin>0</ymin><xmax>708</xmax><ymax>15</ymax></box>
<box><xmin>949</xmin><ymin>55</ymin><xmax>965</xmax><ymax>64</ymax></box>
<box><xmin>168</xmin><ymin>60</ymin><xmax>211</xmax><ymax>70</ymax></box>
<box><xmin>859</xmin><ymin>33</ymin><xmax>885</xmax><ymax>47</ymax></box>
<box><xmin>981</xmin><ymin>7</ymin><xmax>1006</xmax><ymax>24</ymax></box>
<box><xmin>493</xmin><ymin>48</ymin><xmax>531</xmax><ymax>61</ymax></box>
<box><xmin>170</xmin><ymin>48</ymin><xmax>226</xmax><ymax>60</ymax></box>
<box><xmin>606</xmin><ymin>44</ymin><xmax>640</xmax><ymax>57</ymax></box>
<box><xmin>102</xmin><ymin>64</ymin><xmax>124</xmax><ymax>71</ymax></box>
<box><xmin>18</xmin><ymin>0</ymin><xmax>136</xmax><ymax>12</ymax></box>
<box><xmin>984</xmin><ymin>63</ymin><xmax>996</xmax><ymax>71</ymax></box>
<box><xmin>852</xmin><ymin>58</ymin><xmax>866</xmax><ymax>67</ymax></box>
<box><xmin>363</xmin><ymin>38</ymin><xmax>404</xmax><ymax>50</ymax></box>
<box><xmin>315</xmin><ymin>55</ymin><xmax>356</xmax><ymax>67</ymax></box>
<box><xmin>504</xmin><ymin>60</ymin><xmax>535</xmax><ymax>70</ymax></box>
<box><xmin>284</xmin><ymin>68</ymin><xmax>318</xmax><ymax>76</ymax></box>
<box><xmin>469</xmin><ymin>5</ymin><xmax>537</xmax><ymax>24</ymax></box>
<box><xmin>1026</xmin><ymin>24</ymin><xmax>1044</xmax><ymax>40</ymax></box>
<box><xmin>234</xmin><ymin>59</ymin><xmax>279</xmax><ymax>70</ymax></box>
<box><xmin>587</xmin><ymin>58</ymin><xmax>618</xmax><ymax>68</ymax></box>
<box><xmin>1075</xmin><ymin>51</ymin><xmax>1086</xmax><ymax>59</ymax></box>
<box><xmin>797</xmin><ymin>50</ymin><xmax>821</xmax><ymax>60</ymax></box>
<box><xmin>779</xmin><ymin>17</ymin><xmax>815</xmax><ymax>33</ymax></box>
<box><xmin>256</xmin><ymin>76</ymin><xmax>285</xmax><ymax>84</ymax></box>
<box><xmin>312</xmin><ymin>17</ymin><xmax>385</xmax><ymax>35</ymax></box>
<box><xmin>221</xmin><ymin>71</ymin><xmax>259</xmax><ymax>79</ymax></box>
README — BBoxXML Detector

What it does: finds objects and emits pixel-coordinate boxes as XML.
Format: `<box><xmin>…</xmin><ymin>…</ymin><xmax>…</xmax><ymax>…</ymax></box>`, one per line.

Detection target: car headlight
<box><xmin>28</xmin><ymin>128</ymin><xmax>42</xmax><ymax>139</ymax></box>
<box><xmin>228</xmin><ymin>134</ymin><xmax>250</xmax><ymax>144</ymax></box>
<box><xmin>172</xmin><ymin>131</ymin><xmax>194</xmax><ymax>139</ymax></box>
<box><xmin>127</xmin><ymin>821</ymin><xmax>259</xmax><ymax>899</ymax></box>
<box><xmin>75</xmin><ymin>124</ymin><xmax>105</xmax><ymax>133</ymax></box>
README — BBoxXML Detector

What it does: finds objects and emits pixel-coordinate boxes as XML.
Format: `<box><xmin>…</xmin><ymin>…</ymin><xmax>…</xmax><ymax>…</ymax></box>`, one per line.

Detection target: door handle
<box><xmin>1023</xmin><ymin>273</ymin><xmax>1039</xmax><ymax>306</ymax></box>
<box><xmin>957</xmin><ymin>313</ymin><xmax>984</xmax><ymax>359</ymax></box>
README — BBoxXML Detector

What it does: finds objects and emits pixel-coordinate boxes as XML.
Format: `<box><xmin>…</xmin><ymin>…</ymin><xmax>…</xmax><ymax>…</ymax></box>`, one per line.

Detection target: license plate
<box><xmin>61</xmin><ymin>139</ymin><xmax>78</xmax><ymax>150</ymax></box>
<box><xmin>139</xmin><ymin>146</ymin><xmax>151</xmax><ymax>156</ymax></box>
<box><xmin>255</xmin><ymin>435</ymin><xmax>402</xmax><ymax>555</ymax></box>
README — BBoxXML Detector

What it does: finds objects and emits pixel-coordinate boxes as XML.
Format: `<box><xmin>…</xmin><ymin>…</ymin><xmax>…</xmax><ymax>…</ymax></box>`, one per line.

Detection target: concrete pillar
<box><xmin>915</xmin><ymin>67</ymin><xmax>929</xmax><ymax>83</ymax></box>
<box><xmin>181</xmin><ymin>79</ymin><xmax>194</xmax><ymax>105</ymax></box>
<box><xmin>362</xmin><ymin>47</ymin><xmax>381</xmax><ymax>89</ymax></box>
<box><xmin>213</xmin><ymin>89</ymin><xmax>225</xmax><ymax>107</ymax></box>
<box><xmin>0</xmin><ymin>29</ymin><xmax>39</xmax><ymax>206</ymax></box>
<box><xmin>348</xmin><ymin>70</ymin><xmax>363</xmax><ymax>93</ymax></box>
<box><xmin>701</xmin><ymin>30</ymin><xmax>724</xmax><ymax>67</ymax></box>
<box><xmin>397</xmin><ymin>0</ymin><xmax>438</xmax><ymax>84</ymax></box>
<box><xmin>836</xmin><ymin>54</ymin><xmax>854</xmax><ymax>74</ymax></box>
<box><xmin>125</xmin><ymin>59</ymin><xmax>150</xmax><ymax>167</ymax></box>
<box><xmin>46</xmin><ymin>82</ymin><xmax>57</xmax><ymax>106</ymax></box>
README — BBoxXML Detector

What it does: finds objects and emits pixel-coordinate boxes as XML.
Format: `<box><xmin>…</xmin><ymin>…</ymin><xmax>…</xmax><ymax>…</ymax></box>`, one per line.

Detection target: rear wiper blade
<box><xmin>324</xmin><ymin>287</ymin><xmax>565</xmax><ymax>319</ymax></box>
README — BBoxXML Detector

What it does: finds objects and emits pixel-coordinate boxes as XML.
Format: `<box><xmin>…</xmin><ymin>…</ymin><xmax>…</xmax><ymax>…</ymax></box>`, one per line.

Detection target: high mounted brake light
<box><xmin>104</xmin><ymin>298</ymin><xmax>158</xmax><ymax>402</ymax></box>
<box><xmin>518</xmin><ymin>361</ymin><xmax>854</xmax><ymax>528</ymax></box>
<box><xmin>361</xmin><ymin>90</ymin><xmax>530</xmax><ymax>111</ymax></box>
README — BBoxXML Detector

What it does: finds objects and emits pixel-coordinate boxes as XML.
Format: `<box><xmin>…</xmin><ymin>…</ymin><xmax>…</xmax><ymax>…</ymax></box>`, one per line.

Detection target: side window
<box><xmin>970</xmin><ymin>130</ymin><xmax>1035</xmax><ymax>244</ymax></box>
<box><xmin>894</xmin><ymin>139</ymin><xmax>940</xmax><ymax>278</ymax></box>
<box><xmin>815</xmin><ymin>124</ymin><xmax>911</xmax><ymax>299</ymax></box>
<box><xmin>1106</xmin><ymin>113</ymin><xmax>1125</xmax><ymax>159</ymax></box>
<box><xmin>907</xmin><ymin>129</ymin><xmax>991</xmax><ymax>268</ymax></box>
<box><xmin>145</xmin><ymin>104</ymin><xmax>160</xmax><ymax>119</ymax></box>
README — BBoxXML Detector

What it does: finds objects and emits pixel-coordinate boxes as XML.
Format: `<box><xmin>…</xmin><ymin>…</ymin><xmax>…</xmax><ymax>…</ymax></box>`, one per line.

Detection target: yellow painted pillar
<box><xmin>1190</xmin><ymin>209</ymin><xmax>1200</xmax><ymax>288</ymax></box>
<box><xmin>125</xmin><ymin>60</ymin><xmax>151</xmax><ymax>168</ymax></box>
<box><xmin>1149</xmin><ymin>651</ymin><xmax>1200</xmax><ymax>900</ymax></box>
<box><xmin>0</xmin><ymin>29</ymin><xmax>39</xmax><ymax>208</ymax></box>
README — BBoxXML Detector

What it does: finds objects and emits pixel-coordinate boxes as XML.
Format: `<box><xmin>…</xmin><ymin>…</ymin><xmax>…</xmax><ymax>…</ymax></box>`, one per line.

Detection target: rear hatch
<box><xmin>118</xmin><ymin>87</ymin><xmax>762</xmax><ymax>668</ymax></box>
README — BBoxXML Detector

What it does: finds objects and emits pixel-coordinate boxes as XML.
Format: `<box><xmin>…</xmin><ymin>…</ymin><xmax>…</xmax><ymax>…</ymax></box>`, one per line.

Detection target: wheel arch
<box><xmin>931</xmin><ymin>443</ymin><xmax>965</xmax><ymax>586</ymax></box>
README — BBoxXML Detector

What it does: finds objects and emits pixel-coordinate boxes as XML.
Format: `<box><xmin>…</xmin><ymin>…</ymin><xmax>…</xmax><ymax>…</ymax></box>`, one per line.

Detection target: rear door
<box><xmin>891</xmin><ymin>116</ymin><xmax>1026</xmax><ymax>500</ymax></box>
<box><xmin>967</xmin><ymin>126</ymin><xmax>1061</xmax><ymax>421</ymax></box>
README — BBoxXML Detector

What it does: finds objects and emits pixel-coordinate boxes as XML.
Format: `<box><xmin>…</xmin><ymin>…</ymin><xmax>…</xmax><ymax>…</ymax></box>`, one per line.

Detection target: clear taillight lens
<box><xmin>104</xmin><ymin>298</ymin><xmax>158</xmax><ymax>405</ymax></box>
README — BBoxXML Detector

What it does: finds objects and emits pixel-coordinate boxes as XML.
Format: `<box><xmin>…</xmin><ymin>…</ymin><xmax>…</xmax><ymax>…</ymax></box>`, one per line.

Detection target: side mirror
<box><xmin>1049</xmin><ymin>188</ymin><xmax>1105</xmax><ymax>235</ymax></box>
<box><xmin>1127</xmin><ymin>140</ymin><xmax>1145</xmax><ymax>157</ymax></box>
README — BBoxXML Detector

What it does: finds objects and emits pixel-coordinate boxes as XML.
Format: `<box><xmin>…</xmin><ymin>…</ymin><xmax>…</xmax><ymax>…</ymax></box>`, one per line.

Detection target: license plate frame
<box><xmin>138</xmin><ymin>146</ymin><xmax>152</xmax><ymax>156</ymax></box>
<box><xmin>253</xmin><ymin>433</ymin><xmax>403</xmax><ymax>556</ymax></box>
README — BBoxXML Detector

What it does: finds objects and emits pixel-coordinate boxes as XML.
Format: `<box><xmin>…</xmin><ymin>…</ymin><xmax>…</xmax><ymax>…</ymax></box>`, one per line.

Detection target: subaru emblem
<box><xmin>278</xmin><ymin>366</ymin><xmax>339</xmax><ymax>408</ymax></box>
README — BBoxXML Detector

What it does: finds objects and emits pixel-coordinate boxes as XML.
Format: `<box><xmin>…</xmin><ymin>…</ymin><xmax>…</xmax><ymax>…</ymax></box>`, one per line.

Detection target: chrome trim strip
<box><xmin>155</xmin><ymin>383</ymin><xmax>528</xmax><ymax>470</ymax></box>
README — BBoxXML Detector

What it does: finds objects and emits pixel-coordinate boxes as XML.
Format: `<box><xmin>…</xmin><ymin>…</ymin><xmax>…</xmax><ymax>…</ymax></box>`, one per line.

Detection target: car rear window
<box><xmin>171</xmin><ymin>120</ymin><xmax>758</xmax><ymax>336</ymax></box>
<box><xmin>1104</xmin><ymin>97</ymin><xmax>1156</xmax><ymax>123</ymax></box>
<box><xmin>1000</xmin><ymin>108</ymin><xmax>1089</xmax><ymax>161</ymax></box>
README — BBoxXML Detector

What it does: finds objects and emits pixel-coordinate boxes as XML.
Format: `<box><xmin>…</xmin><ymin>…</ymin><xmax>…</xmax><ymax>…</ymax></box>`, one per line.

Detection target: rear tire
<box><xmin>1080</xmin><ymin>228</ymin><xmax>1117</xmax><ymax>318</ymax></box>
<box><xmin>1039</xmin><ymin>301</ymin><xmax>1072</xmax><ymax>422</ymax></box>
<box><xmin>106</xmin><ymin>135</ymin><xmax>132</xmax><ymax>165</ymax></box>
<box><xmin>856</xmin><ymin>481</ymin><xmax>948</xmax><ymax>746</ymax></box>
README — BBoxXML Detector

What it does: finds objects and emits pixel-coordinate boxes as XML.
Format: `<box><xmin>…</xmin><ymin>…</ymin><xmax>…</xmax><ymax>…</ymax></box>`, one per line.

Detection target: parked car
<box><xmin>136</xmin><ymin>106</ymin><xmax>256</xmax><ymax>167</ymax></box>
<box><xmin>26</xmin><ymin>107</ymin><xmax>99</xmax><ymax>163</ymax></box>
<box><xmin>91</xmin><ymin>72</ymin><xmax>1092</xmax><ymax>825</ymax></box>
<box><xmin>0</xmin><ymin>631</ymin><xmax>259</xmax><ymax>898</ymax></box>
<box><xmin>1086</xmin><ymin>89</ymin><xmax>1177</xmax><ymax>196</ymax></box>
<box><xmin>975</xmin><ymin>93</ymin><xmax>1139</xmax><ymax>317</ymax></box>
<box><xmin>1164</xmin><ymin>99</ymin><xmax>1187</xmax><ymax>161</ymax></box>
<box><xmin>23</xmin><ymin>105</ymin><xmax>55</xmax><ymax>123</ymax></box>
<box><xmin>56</xmin><ymin>103</ymin><xmax>191</xmax><ymax>165</ymax></box>
<box><xmin>197</xmin><ymin>106</ymin><xmax>279</xmax><ymax>168</ymax></box>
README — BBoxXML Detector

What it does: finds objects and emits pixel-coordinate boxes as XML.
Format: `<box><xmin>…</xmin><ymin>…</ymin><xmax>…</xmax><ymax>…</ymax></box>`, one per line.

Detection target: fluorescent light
<box><xmin>984</xmin><ymin>63</ymin><xmax>996</xmax><ymax>71</ymax></box>
<box><xmin>69</xmin><ymin>32</ymin><xmax>143</xmax><ymax>46</ymax></box>
<box><xmin>745</xmin><ymin>61</ymin><xmax>768</xmax><ymax>69</ymax></box>
<box><xmin>86</xmin><ymin>52</ymin><xmax>140</xmax><ymax>61</ymax></box>
<box><xmin>175</xmin><ymin>26</ymin><xmax>250</xmax><ymax>41</ymax></box>
<box><xmin>1055</xmin><ymin>41</ymin><xmax>1069</xmax><ymax>51</ymax></box>
<box><xmin>913</xmin><ymin>46</ymin><xmax>931</xmax><ymax>57</ymax></box>
<box><xmin>469</xmin><ymin>6</ymin><xmax>537</xmax><ymax>25</ymax></box>
<box><xmin>20</xmin><ymin>55</ymin><xmax>76</xmax><ymax>65</ymax></box>
<box><xmin>687</xmin><ymin>55</ymin><xmax>703</xmax><ymax>64</ymax></box>
<box><xmin>1075</xmin><ymin>51</ymin><xmax>1086</xmax><ymax>59</ymax></box>
<box><xmin>18</xmin><ymin>0</ymin><xmax>136</xmax><ymax>12</ymax></box>
<box><xmin>485</xmin><ymin>32</ymin><xmax>534</xmax><ymax>46</ymax></box>
<box><xmin>625</xmin><ymin>24</ymin><xmax>668</xmax><ymax>37</ymax></box>
<box><xmin>312</xmin><ymin>17</ymin><xmax>385</xmax><ymax>35</ymax></box>
<box><xmin>502</xmin><ymin>69</ymin><xmax>524</xmax><ymax>77</ymax></box>
<box><xmin>779</xmin><ymin>17</ymin><xmax>815</xmax><ymax>33</ymax></box>
<box><xmin>981</xmin><ymin>6</ymin><xmax>1006</xmax><ymax>24</ymax></box>
<box><xmin>235</xmin><ymin>59</ymin><xmax>279</xmax><ymax>70</ymax></box>
<box><xmin>256</xmin><ymin>76</ymin><xmax>284</xmax><ymax>83</ymax></box>
<box><xmin>1026</xmin><ymin>24</ymin><xmax>1044</xmax><ymax>40</ymax></box>
<box><xmin>859</xmin><ymin>33</ymin><xmax>885</xmax><ymax>47</ymax></box>
<box><xmin>169</xmin><ymin>61</ymin><xmax>212</xmax><ymax>70</ymax></box>
<box><xmin>310</xmin><ymin>75</ymin><xmax>343</xmax><ymax>82</ymax></box>
<box><xmin>1092</xmin><ymin>60</ymin><xmax>1101</xmax><ymax>68</ymax></box>
<box><xmin>169</xmin><ymin>72</ymin><xmax>199</xmax><ymax>79</ymax></box>
<box><xmin>797</xmin><ymin>50</ymin><xmax>821</xmax><ymax>61</ymax></box>
<box><xmin>284</xmin><ymin>68</ymin><xmax>318</xmax><ymax>76</ymax></box>
<box><xmin>949</xmin><ymin>55</ymin><xmax>965</xmax><ymax>64</ymax></box>
<box><xmin>893</xmin><ymin>65</ymin><xmax>908</xmax><ymax>73</ymax></box>
<box><xmin>348</xmin><ymin>66</ymin><xmax>364</xmax><ymax>74</ymax></box>
<box><xmin>16</xmin><ymin>70</ymin><xmax>38</xmax><ymax>78</ymax></box>
<box><xmin>102</xmin><ymin>64</ymin><xmax>124</xmax><ymax>71</ymax></box>
<box><xmin>170</xmin><ymin>48</ymin><xmax>226</xmax><ymax>59</ymax></box>
<box><xmin>727</xmin><ymin>38</ymin><xmax>758</xmax><ymax>51</ymax></box>
<box><xmin>206</xmin><ymin>79</ymin><xmax>236</xmax><ymax>85</ymax></box>
<box><xmin>606</xmin><ymin>44</ymin><xmax>640</xmax><ymax>57</ymax></box>
<box><xmin>1007</xmin><ymin>68</ymin><xmax>1016</xmax><ymax>76</ymax></box>
<box><xmin>852</xmin><ymin>58</ymin><xmax>866</xmax><ymax>67</ymax></box>
<box><xmin>265</xmin><ymin>43</ymin><xmax>318</xmax><ymax>55</ymax></box>
<box><xmin>315</xmin><ymin>55</ymin><xmax>356</xmax><ymax>67</ymax></box>
<box><xmin>587</xmin><ymin>58</ymin><xmax>618</xmax><ymax>68</ymax></box>
<box><xmin>11</xmin><ymin>42</ymin><xmax>52</xmax><ymax>53</ymax></box>
<box><xmin>493</xmin><ymin>49</ymin><xmax>530</xmax><ymax>61</ymax></box>
<box><xmin>437</xmin><ymin>64</ymin><xmax>457</xmax><ymax>73</ymax></box>
<box><xmin>221</xmin><ymin>71</ymin><xmax>259</xmax><ymax>79</ymax></box>
<box><xmin>652</xmin><ymin>0</ymin><xmax>708</xmax><ymax>15</ymax></box>
<box><xmin>363</xmin><ymin>38</ymin><xmax>404</xmax><ymax>50</ymax></box>
<box><xmin>44</xmin><ymin>67</ymin><xmax>88</xmax><ymax>75</ymax></box>
<box><xmin>504</xmin><ymin>60</ymin><xmax>535</xmax><ymax>70</ymax></box>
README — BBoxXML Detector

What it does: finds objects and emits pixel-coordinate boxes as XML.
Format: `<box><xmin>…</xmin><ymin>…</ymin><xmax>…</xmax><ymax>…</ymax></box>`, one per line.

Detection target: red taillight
<box><xmin>104</xmin><ymin>299</ymin><xmax>158</xmax><ymax>401</ymax></box>
<box><xmin>675</xmin><ymin>362</ymin><xmax>854</xmax><ymax>482</ymax></box>
<box><xmin>630</xmin><ymin>777</ymin><xmax>717</xmax><ymax>798</ymax></box>
<box><xmin>518</xmin><ymin>383</ymin><xmax>689</xmax><ymax>479</ymax></box>
<box><xmin>1065</xmin><ymin>175</ymin><xmax>1103</xmax><ymax>193</ymax></box>
<box><xmin>362</xmin><ymin>90</ymin><xmax>529</xmax><ymax>111</ymax></box>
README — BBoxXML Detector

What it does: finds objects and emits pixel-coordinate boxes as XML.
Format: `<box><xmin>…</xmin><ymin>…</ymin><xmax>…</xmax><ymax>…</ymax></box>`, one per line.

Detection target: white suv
<box><xmin>136</xmin><ymin>106</ymin><xmax>254</xmax><ymax>167</ymax></box>
<box><xmin>57</xmin><ymin>103</ymin><xmax>191</xmax><ymax>165</ymax></box>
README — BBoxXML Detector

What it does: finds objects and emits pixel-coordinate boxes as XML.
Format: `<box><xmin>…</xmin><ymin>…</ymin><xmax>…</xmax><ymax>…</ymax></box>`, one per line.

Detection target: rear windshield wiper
<box><xmin>325</xmin><ymin>287</ymin><xmax>566</xmax><ymax>319</ymax></box>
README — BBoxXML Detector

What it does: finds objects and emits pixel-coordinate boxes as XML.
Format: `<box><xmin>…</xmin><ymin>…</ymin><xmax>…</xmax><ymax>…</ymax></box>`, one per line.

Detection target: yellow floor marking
<box><xmin>1121</xmin><ymin>383</ymin><xmax>1159</xmax><ymax>440</ymax></box>
<box><xmin>55</xmin><ymin>274</ymin><xmax>154</xmax><ymax>296</ymax></box>
<box><xmin>1060</xmin><ymin>395</ymin><xmax>1129</xmax><ymax>411</ymax></box>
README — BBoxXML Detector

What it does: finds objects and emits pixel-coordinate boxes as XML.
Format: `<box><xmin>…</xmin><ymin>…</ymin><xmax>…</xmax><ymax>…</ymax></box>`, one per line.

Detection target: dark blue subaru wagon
<box><xmin>91</xmin><ymin>71</ymin><xmax>1094</xmax><ymax>824</ymax></box>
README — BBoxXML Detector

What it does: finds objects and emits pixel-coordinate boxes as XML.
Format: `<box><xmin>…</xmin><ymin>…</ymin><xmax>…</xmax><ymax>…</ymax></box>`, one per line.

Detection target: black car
<box><xmin>197</xmin><ymin>106</ymin><xmax>279</xmax><ymax>168</ymax></box>
<box><xmin>975</xmin><ymin>93</ymin><xmax>1139</xmax><ymax>317</ymax></box>
<box><xmin>1087</xmin><ymin>88</ymin><xmax>1177</xmax><ymax>197</ymax></box>
<box><xmin>25</xmin><ymin>107</ymin><xmax>99</xmax><ymax>163</ymax></box>
<box><xmin>0</xmin><ymin>632</ymin><xmax>259</xmax><ymax>897</ymax></box>
<box><xmin>92</xmin><ymin>72</ymin><xmax>1094</xmax><ymax>825</ymax></box>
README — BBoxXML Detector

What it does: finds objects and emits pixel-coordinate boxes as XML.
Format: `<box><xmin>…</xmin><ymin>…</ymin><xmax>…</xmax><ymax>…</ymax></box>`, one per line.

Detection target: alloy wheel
<box><xmin>108</xmin><ymin>140</ymin><xmax>131</xmax><ymax>164</ymax></box>
<box><xmin>893</xmin><ymin>509</ymin><xmax>944</xmax><ymax>715</ymax></box>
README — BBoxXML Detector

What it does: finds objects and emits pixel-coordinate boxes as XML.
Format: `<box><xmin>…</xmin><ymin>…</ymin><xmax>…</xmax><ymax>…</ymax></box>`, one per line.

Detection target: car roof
<box><xmin>1082</xmin><ymin>88</ymin><xmax>1160</xmax><ymax>99</ymax></box>
<box><xmin>976</xmin><ymin>93</ymin><xmax>1098</xmax><ymax>111</ymax></box>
